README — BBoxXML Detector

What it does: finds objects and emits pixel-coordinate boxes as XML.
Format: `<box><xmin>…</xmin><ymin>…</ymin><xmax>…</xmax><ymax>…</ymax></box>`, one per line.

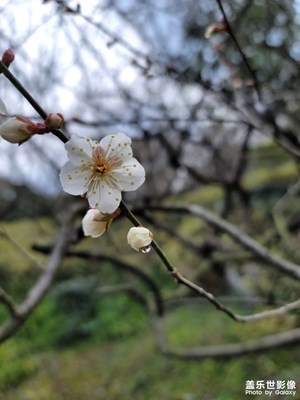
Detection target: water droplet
<box><xmin>141</xmin><ymin>246</ymin><xmax>151</xmax><ymax>254</ymax></box>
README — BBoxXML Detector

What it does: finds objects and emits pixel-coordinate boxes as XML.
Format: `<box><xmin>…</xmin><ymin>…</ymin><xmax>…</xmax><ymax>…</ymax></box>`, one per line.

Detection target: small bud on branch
<box><xmin>45</xmin><ymin>113</ymin><xmax>64</xmax><ymax>130</ymax></box>
<box><xmin>0</xmin><ymin>116</ymin><xmax>37</xmax><ymax>144</ymax></box>
<box><xmin>82</xmin><ymin>208</ymin><xmax>121</xmax><ymax>238</ymax></box>
<box><xmin>205</xmin><ymin>22</ymin><xmax>227</xmax><ymax>39</ymax></box>
<box><xmin>127</xmin><ymin>226</ymin><xmax>153</xmax><ymax>252</ymax></box>
<box><xmin>1</xmin><ymin>48</ymin><xmax>15</xmax><ymax>68</ymax></box>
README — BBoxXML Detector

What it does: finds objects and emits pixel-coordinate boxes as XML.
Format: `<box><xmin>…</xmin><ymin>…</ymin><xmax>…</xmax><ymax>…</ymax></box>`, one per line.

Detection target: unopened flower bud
<box><xmin>45</xmin><ymin>113</ymin><xmax>64</xmax><ymax>130</ymax></box>
<box><xmin>205</xmin><ymin>23</ymin><xmax>227</xmax><ymax>39</ymax></box>
<box><xmin>2</xmin><ymin>48</ymin><xmax>15</xmax><ymax>68</ymax></box>
<box><xmin>82</xmin><ymin>208</ymin><xmax>120</xmax><ymax>237</ymax></box>
<box><xmin>127</xmin><ymin>226</ymin><xmax>153</xmax><ymax>252</ymax></box>
<box><xmin>0</xmin><ymin>116</ymin><xmax>36</xmax><ymax>144</ymax></box>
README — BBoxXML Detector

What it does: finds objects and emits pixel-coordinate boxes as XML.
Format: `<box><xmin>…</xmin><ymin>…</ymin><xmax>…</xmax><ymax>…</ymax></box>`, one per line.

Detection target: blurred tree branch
<box><xmin>0</xmin><ymin>204</ymin><xmax>79</xmax><ymax>343</ymax></box>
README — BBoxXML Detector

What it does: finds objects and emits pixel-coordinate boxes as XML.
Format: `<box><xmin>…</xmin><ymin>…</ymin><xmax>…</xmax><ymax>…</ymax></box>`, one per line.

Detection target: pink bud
<box><xmin>45</xmin><ymin>113</ymin><xmax>64</xmax><ymax>130</ymax></box>
<box><xmin>245</xmin><ymin>79</ymin><xmax>255</xmax><ymax>88</ymax></box>
<box><xmin>205</xmin><ymin>23</ymin><xmax>227</xmax><ymax>39</ymax></box>
<box><xmin>14</xmin><ymin>116</ymin><xmax>37</xmax><ymax>133</ymax></box>
<box><xmin>34</xmin><ymin>122</ymin><xmax>47</xmax><ymax>134</ymax></box>
<box><xmin>2</xmin><ymin>48</ymin><xmax>15</xmax><ymax>68</ymax></box>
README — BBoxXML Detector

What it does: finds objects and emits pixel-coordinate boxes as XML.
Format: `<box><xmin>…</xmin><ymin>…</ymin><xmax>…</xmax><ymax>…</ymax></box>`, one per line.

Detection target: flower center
<box><xmin>92</xmin><ymin>162</ymin><xmax>109</xmax><ymax>175</ymax></box>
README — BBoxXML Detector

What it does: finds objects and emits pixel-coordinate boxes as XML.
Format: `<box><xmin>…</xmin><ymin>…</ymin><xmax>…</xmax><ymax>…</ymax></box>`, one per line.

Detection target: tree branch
<box><xmin>148</xmin><ymin>203</ymin><xmax>300</xmax><ymax>280</ymax></box>
<box><xmin>0</xmin><ymin>207</ymin><xmax>77</xmax><ymax>343</ymax></box>
<box><xmin>215</xmin><ymin>0</ymin><xmax>261</xmax><ymax>100</ymax></box>
<box><xmin>32</xmin><ymin>246</ymin><xmax>164</xmax><ymax>317</ymax></box>
<box><xmin>0</xmin><ymin>61</ymin><xmax>68</xmax><ymax>144</ymax></box>
<box><xmin>119</xmin><ymin>201</ymin><xmax>300</xmax><ymax>324</ymax></box>
<box><xmin>154</xmin><ymin>316</ymin><xmax>300</xmax><ymax>360</ymax></box>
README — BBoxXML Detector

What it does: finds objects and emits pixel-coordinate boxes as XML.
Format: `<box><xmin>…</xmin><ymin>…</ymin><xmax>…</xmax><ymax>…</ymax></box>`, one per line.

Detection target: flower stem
<box><xmin>0</xmin><ymin>61</ymin><xmax>68</xmax><ymax>144</ymax></box>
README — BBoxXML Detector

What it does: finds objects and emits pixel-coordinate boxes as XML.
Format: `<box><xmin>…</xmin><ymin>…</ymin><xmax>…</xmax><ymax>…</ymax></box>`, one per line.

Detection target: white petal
<box><xmin>83</xmin><ymin>221</ymin><xmax>107</xmax><ymax>237</ymax></box>
<box><xmin>65</xmin><ymin>135</ymin><xmax>97</xmax><ymax>166</ymax></box>
<box><xmin>87</xmin><ymin>178</ymin><xmax>122</xmax><ymax>213</ymax></box>
<box><xmin>112</xmin><ymin>157</ymin><xmax>145</xmax><ymax>191</ymax></box>
<box><xmin>100</xmin><ymin>133</ymin><xmax>133</xmax><ymax>162</ymax></box>
<box><xmin>59</xmin><ymin>161</ymin><xmax>92</xmax><ymax>195</ymax></box>
<box><xmin>82</xmin><ymin>209</ymin><xmax>107</xmax><ymax>237</ymax></box>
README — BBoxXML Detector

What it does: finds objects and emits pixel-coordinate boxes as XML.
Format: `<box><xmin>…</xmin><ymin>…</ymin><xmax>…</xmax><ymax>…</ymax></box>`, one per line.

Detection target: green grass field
<box><xmin>1</xmin><ymin>142</ymin><xmax>300</xmax><ymax>399</ymax></box>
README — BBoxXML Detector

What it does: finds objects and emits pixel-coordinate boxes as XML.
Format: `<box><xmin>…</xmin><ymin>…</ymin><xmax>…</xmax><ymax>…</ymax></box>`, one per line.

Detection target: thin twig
<box><xmin>0</xmin><ymin>227</ymin><xmax>43</xmax><ymax>271</ymax></box>
<box><xmin>0</xmin><ymin>206</ymin><xmax>78</xmax><ymax>343</ymax></box>
<box><xmin>0</xmin><ymin>61</ymin><xmax>68</xmax><ymax>144</ymax></box>
<box><xmin>120</xmin><ymin>202</ymin><xmax>300</xmax><ymax>323</ymax></box>
<box><xmin>148</xmin><ymin>203</ymin><xmax>300</xmax><ymax>280</ymax></box>
<box><xmin>0</xmin><ymin>287</ymin><xmax>19</xmax><ymax>318</ymax></box>
<box><xmin>152</xmin><ymin>314</ymin><xmax>300</xmax><ymax>360</ymax></box>
<box><xmin>215</xmin><ymin>0</ymin><xmax>261</xmax><ymax>100</ymax></box>
<box><xmin>33</xmin><ymin>245</ymin><xmax>164</xmax><ymax>317</ymax></box>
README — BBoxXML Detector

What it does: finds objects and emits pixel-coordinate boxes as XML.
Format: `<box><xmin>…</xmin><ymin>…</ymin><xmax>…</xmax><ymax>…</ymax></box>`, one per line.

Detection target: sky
<box><xmin>1</xmin><ymin>0</ymin><xmax>296</xmax><ymax>195</ymax></box>
<box><xmin>0</xmin><ymin>0</ymin><xmax>208</xmax><ymax>194</ymax></box>
<box><xmin>0</xmin><ymin>0</ymin><xmax>152</xmax><ymax>193</ymax></box>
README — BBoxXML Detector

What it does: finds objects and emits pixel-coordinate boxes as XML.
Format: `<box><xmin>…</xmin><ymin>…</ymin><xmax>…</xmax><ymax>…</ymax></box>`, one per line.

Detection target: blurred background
<box><xmin>1</xmin><ymin>0</ymin><xmax>300</xmax><ymax>399</ymax></box>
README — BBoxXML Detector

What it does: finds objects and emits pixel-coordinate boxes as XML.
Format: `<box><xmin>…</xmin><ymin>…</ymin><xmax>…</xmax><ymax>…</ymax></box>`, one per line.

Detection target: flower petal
<box><xmin>82</xmin><ymin>209</ymin><xmax>108</xmax><ymax>237</ymax></box>
<box><xmin>83</xmin><ymin>220</ymin><xmax>107</xmax><ymax>237</ymax></box>
<box><xmin>65</xmin><ymin>135</ymin><xmax>98</xmax><ymax>166</ymax></box>
<box><xmin>112</xmin><ymin>157</ymin><xmax>145</xmax><ymax>191</ymax></box>
<box><xmin>59</xmin><ymin>161</ymin><xmax>92</xmax><ymax>195</ymax></box>
<box><xmin>87</xmin><ymin>178</ymin><xmax>122</xmax><ymax>213</ymax></box>
<box><xmin>100</xmin><ymin>133</ymin><xmax>133</xmax><ymax>163</ymax></box>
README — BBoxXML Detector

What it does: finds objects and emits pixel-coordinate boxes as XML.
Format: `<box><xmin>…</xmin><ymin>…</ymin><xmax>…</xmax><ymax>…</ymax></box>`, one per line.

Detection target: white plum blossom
<box><xmin>82</xmin><ymin>208</ymin><xmax>120</xmax><ymax>238</ymax></box>
<box><xmin>127</xmin><ymin>226</ymin><xmax>153</xmax><ymax>252</ymax></box>
<box><xmin>60</xmin><ymin>133</ymin><xmax>145</xmax><ymax>213</ymax></box>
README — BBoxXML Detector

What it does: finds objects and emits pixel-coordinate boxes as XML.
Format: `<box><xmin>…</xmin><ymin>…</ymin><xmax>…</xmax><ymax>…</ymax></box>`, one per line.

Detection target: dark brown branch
<box><xmin>232</xmin><ymin>125</ymin><xmax>252</xmax><ymax>182</ymax></box>
<box><xmin>215</xmin><ymin>0</ymin><xmax>261</xmax><ymax>100</ymax></box>
<box><xmin>0</xmin><ymin>61</ymin><xmax>68</xmax><ymax>144</ymax></box>
<box><xmin>71</xmin><ymin>116</ymin><xmax>247</xmax><ymax>127</ymax></box>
